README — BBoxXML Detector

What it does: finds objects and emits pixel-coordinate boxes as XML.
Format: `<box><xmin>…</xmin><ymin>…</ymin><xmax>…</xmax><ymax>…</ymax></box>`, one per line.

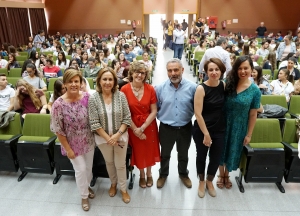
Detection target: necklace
<box><xmin>132</xmin><ymin>84</ymin><xmax>142</xmax><ymax>97</ymax></box>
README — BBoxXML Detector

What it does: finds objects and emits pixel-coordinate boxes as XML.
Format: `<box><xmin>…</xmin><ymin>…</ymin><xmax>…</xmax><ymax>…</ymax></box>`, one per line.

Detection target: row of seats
<box><xmin>236</xmin><ymin>118</ymin><xmax>300</xmax><ymax>193</ymax></box>
<box><xmin>261</xmin><ymin>95</ymin><xmax>300</xmax><ymax>118</ymax></box>
<box><xmin>0</xmin><ymin>114</ymin><xmax>135</xmax><ymax>188</ymax></box>
<box><xmin>3</xmin><ymin>54</ymin><xmax>73</xmax><ymax>61</ymax></box>
<box><xmin>0</xmin><ymin>114</ymin><xmax>299</xmax><ymax>192</ymax></box>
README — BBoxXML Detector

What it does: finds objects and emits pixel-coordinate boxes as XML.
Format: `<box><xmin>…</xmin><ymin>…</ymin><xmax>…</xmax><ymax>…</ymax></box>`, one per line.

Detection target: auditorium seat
<box><xmin>53</xmin><ymin>139</ymin><xmax>75</xmax><ymax>184</ymax></box>
<box><xmin>0</xmin><ymin>68</ymin><xmax>8</xmax><ymax>76</ymax></box>
<box><xmin>262</xmin><ymin>69</ymin><xmax>272</xmax><ymax>79</ymax></box>
<box><xmin>0</xmin><ymin>113</ymin><xmax>22</xmax><ymax>172</ymax></box>
<box><xmin>47</xmin><ymin>78</ymin><xmax>59</xmax><ymax>91</ymax></box>
<box><xmin>236</xmin><ymin>119</ymin><xmax>285</xmax><ymax>193</ymax></box>
<box><xmin>288</xmin><ymin>96</ymin><xmax>300</xmax><ymax>118</ymax></box>
<box><xmin>7</xmin><ymin>77</ymin><xmax>20</xmax><ymax>87</ymax></box>
<box><xmin>17</xmin><ymin>114</ymin><xmax>56</xmax><ymax>181</ymax></box>
<box><xmin>16</xmin><ymin>56</ymin><xmax>28</xmax><ymax>61</ymax></box>
<box><xmin>281</xmin><ymin>119</ymin><xmax>300</xmax><ymax>183</ymax></box>
<box><xmin>9</xmin><ymin>68</ymin><xmax>22</xmax><ymax>77</ymax></box>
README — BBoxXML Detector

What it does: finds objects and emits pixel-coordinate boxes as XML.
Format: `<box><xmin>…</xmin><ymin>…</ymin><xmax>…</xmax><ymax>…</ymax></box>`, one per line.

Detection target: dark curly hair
<box><xmin>225</xmin><ymin>55</ymin><xmax>254</xmax><ymax>95</ymax></box>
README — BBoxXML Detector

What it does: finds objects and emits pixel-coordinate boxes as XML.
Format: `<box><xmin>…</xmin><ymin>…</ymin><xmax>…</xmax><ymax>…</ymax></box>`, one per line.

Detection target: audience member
<box><xmin>0</xmin><ymin>73</ymin><xmax>15</xmax><ymax>111</ymax></box>
<box><xmin>270</xmin><ymin>69</ymin><xmax>294</xmax><ymax>102</ymax></box>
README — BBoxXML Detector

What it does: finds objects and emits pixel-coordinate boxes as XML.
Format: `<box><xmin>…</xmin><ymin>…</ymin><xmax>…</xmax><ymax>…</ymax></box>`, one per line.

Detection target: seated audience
<box><xmin>278</xmin><ymin>57</ymin><xmax>300</xmax><ymax>80</ymax></box>
<box><xmin>42</xmin><ymin>58</ymin><xmax>63</xmax><ymax>79</ymax></box>
<box><xmin>270</xmin><ymin>69</ymin><xmax>294</xmax><ymax>102</ymax></box>
<box><xmin>139</xmin><ymin>52</ymin><xmax>153</xmax><ymax>72</ymax></box>
<box><xmin>252</xmin><ymin>66</ymin><xmax>271</xmax><ymax>95</ymax></box>
<box><xmin>0</xmin><ymin>53</ymin><xmax>8</xmax><ymax>69</ymax></box>
<box><xmin>47</xmin><ymin>79</ymin><xmax>66</xmax><ymax>113</ymax></box>
<box><xmin>6</xmin><ymin>53</ymin><xmax>20</xmax><ymax>70</ymax></box>
<box><xmin>56</xmin><ymin>51</ymin><xmax>70</xmax><ymax>69</ymax></box>
<box><xmin>123</xmin><ymin>44</ymin><xmax>136</xmax><ymax>62</ymax></box>
<box><xmin>83</xmin><ymin>57</ymin><xmax>101</xmax><ymax>79</ymax></box>
<box><xmin>23</xmin><ymin>63</ymin><xmax>47</xmax><ymax>91</ymax></box>
<box><xmin>0</xmin><ymin>73</ymin><xmax>15</xmax><ymax>111</ymax></box>
<box><xmin>256</xmin><ymin>41</ymin><xmax>269</xmax><ymax>59</ymax></box>
<box><xmin>14</xmin><ymin>79</ymin><xmax>47</xmax><ymax>120</ymax></box>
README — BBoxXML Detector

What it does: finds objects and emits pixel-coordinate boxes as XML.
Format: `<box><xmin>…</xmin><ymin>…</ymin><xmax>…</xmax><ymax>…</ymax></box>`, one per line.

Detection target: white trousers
<box><xmin>70</xmin><ymin>149</ymin><xmax>95</xmax><ymax>199</ymax></box>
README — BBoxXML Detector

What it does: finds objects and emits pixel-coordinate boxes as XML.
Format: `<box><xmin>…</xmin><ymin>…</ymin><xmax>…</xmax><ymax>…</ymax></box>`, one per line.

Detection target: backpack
<box><xmin>257</xmin><ymin>104</ymin><xmax>288</xmax><ymax>118</ymax></box>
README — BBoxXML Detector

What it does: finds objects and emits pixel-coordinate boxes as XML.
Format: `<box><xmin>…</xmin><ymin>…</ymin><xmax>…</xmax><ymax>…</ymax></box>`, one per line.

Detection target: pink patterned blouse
<box><xmin>50</xmin><ymin>92</ymin><xmax>95</xmax><ymax>156</ymax></box>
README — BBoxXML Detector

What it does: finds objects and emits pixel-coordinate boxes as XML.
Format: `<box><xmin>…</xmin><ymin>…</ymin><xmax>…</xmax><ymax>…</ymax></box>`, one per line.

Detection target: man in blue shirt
<box><xmin>123</xmin><ymin>44</ymin><xmax>136</xmax><ymax>62</ymax></box>
<box><xmin>155</xmin><ymin>58</ymin><xmax>197</xmax><ymax>189</ymax></box>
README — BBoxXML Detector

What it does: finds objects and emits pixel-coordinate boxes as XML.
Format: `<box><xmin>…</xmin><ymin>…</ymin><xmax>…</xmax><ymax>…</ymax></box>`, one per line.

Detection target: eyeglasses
<box><xmin>134</xmin><ymin>71</ymin><xmax>146</xmax><ymax>76</ymax></box>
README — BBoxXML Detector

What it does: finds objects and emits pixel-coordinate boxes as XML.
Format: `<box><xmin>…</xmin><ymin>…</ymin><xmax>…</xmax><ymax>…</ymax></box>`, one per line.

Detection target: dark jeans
<box><xmin>163</xmin><ymin>35</ymin><xmax>172</xmax><ymax>50</ymax></box>
<box><xmin>173</xmin><ymin>44</ymin><xmax>184</xmax><ymax>60</ymax></box>
<box><xmin>159</xmin><ymin>122</ymin><xmax>192</xmax><ymax>177</ymax></box>
<box><xmin>192</xmin><ymin>126</ymin><xmax>225</xmax><ymax>180</ymax></box>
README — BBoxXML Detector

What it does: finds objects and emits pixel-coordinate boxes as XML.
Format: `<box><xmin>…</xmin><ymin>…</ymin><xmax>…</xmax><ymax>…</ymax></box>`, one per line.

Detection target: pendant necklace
<box><xmin>132</xmin><ymin>85</ymin><xmax>142</xmax><ymax>97</ymax></box>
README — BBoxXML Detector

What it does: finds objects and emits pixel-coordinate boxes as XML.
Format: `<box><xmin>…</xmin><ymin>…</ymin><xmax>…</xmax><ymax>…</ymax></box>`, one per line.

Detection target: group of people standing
<box><xmin>49</xmin><ymin>54</ymin><xmax>261</xmax><ymax>211</ymax></box>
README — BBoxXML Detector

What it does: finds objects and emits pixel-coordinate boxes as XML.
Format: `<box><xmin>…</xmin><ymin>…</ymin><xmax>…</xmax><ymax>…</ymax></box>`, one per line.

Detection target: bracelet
<box><xmin>140</xmin><ymin>127</ymin><xmax>144</xmax><ymax>133</ymax></box>
<box><xmin>246</xmin><ymin>135</ymin><xmax>251</xmax><ymax>138</ymax></box>
<box><xmin>118</xmin><ymin>130</ymin><xmax>123</xmax><ymax>135</ymax></box>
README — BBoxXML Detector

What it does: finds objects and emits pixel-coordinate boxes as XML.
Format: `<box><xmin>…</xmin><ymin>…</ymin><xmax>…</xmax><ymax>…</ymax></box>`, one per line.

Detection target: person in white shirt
<box><xmin>198</xmin><ymin>37</ymin><xmax>232</xmax><ymax>79</ymax></box>
<box><xmin>270</xmin><ymin>69</ymin><xmax>294</xmax><ymax>102</ymax></box>
<box><xmin>56</xmin><ymin>51</ymin><xmax>70</xmax><ymax>69</ymax></box>
<box><xmin>173</xmin><ymin>24</ymin><xmax>186</xmax><ymax>60</ymax></box>
<box><xmin>139</xmin><ymin>52</ymin><xmax>153</xmax><ymax>71</ymax></box>
<box><xmin>256</xmin><ymin>41</ymin><xmax>269</xmax><ymax>59</ymax></box>
<box><xmin>0</xmin><ymin>53</ymin><xmax>8</xmax><ymax>69</ymax></box>
<box><xmin>0</xmin><ymin>73</ymin><xmax>15</xmax><ymax>111</ymax></box>
<box><xmin>40</xmin><ymin>42</ymin><xmax>51</xmax><ymax>53</ymax></box>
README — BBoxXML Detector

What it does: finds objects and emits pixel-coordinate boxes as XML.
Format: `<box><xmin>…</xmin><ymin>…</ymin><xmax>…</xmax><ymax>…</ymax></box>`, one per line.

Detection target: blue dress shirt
<box><xmin>155</xmin><ymin>78</ymin><xmax>197</xmax><ymax>127</ymax></box>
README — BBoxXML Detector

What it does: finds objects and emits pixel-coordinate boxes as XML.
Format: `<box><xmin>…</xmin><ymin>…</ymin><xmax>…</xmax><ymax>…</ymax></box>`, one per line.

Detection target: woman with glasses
<box><xmin>120</xmin><ymin>61</ymin><xmax>160</xmax><ymax>188</ymax></box>
<box><xmin>88</xmin><ymin>67</ymin><xmax>131</xmax><ymax>203</ymax></box>
<box><xmin>23</xmin><ymin>63</ymin><xmax>47</xmax><ymax>91</ymax></box>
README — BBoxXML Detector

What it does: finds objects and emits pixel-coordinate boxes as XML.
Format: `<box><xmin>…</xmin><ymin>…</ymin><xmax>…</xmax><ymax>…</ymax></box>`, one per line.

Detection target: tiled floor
<box><xmin>1</xmin><ymin>48</ymin><xmax>300</xmax><ymax>216</ymax></box>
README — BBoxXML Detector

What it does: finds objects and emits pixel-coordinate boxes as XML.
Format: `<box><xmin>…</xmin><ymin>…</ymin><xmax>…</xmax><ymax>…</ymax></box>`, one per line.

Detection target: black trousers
<box><xmin>159</xmin><ymin>122</ymin><xmax>192</xmax><ymax>177</ymax></box>
<box><xmin>192</xmin><ymin>126</ymin><xmax>225</xmax><ymax>179</ymax></box>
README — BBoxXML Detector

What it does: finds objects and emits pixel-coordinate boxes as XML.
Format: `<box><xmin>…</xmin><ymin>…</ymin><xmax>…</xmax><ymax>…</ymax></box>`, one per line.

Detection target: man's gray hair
<box><xmin>166</xmin><ymin>58</ymin><xmax>183</xmax><ymax>69</ymax></box>
<box><xmin>216</xmin><ymin>37</ymin><xmax>227</xmax><ymax>46</ymax></box>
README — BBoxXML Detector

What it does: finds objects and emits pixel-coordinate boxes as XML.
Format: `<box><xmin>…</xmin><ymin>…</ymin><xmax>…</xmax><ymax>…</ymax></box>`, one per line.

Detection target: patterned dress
<box><xmin>50</xmin><ymin>92</ymin><xmax>95</xmax><ymax>156</ymax></box>
<box><xmin>220</xmin><ymin>83</ymin><xmax>261</xmax><ymax>172</ymax></box>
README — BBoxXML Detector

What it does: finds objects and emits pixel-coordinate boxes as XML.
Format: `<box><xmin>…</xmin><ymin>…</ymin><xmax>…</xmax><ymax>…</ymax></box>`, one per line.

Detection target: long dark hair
<box><xmin>21</xmin><ymin>59</ymin><xmax>34</xmax><ymax>76</ymax></box>
<box><xmin>225</xmin><ymin>55</ymin><xmax>254</xmax><ymax>95</ymax></box>
<box><xmin>53</xmin><ymin>79</ymin><xmax>64</xmax><ymax>101</ymax></box>
<box><xmin>253</xmin><ymin>66</ymin><xmax>263</xmax><ymax>85</ymax></box>
<box><xmin>57</xmin><ymin>51</ymin><xmax>67</xmax><ymax>65</ymax></box>
<box><xmin>29</xmin><ymin>50</ymin><xmax>39</xmax><ymax>63</ymax></box>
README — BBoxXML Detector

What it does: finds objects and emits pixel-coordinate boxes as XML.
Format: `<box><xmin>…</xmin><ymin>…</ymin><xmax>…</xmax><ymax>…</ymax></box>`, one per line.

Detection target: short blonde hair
<box><xmin>63</xmin><ymin>68</ymin><xmax>82</xmax><ymax>84</ymax></box>
<box><xmin>95</xmin><ymin>67</ymin><xmax>118</xmax><ymax>93</ymax></box>
<box><xmin>128</xmin><ymin>61</ymin><xmax>149</xmax><ymax>82</ymax></box>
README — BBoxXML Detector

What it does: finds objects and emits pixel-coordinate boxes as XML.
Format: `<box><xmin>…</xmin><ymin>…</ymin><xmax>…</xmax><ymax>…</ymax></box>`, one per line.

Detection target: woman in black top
<box><xmin>193</xmin><ymin>58</ymin><xmax>226</xmax><ymax>198</ymax></box>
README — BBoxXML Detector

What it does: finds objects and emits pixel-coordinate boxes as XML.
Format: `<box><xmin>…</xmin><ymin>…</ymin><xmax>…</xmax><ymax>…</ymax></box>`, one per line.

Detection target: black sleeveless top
<box><xmin>194</xmin><ymin>81</ymin><xmax>226</xmax><ymax>132</ymax></box>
